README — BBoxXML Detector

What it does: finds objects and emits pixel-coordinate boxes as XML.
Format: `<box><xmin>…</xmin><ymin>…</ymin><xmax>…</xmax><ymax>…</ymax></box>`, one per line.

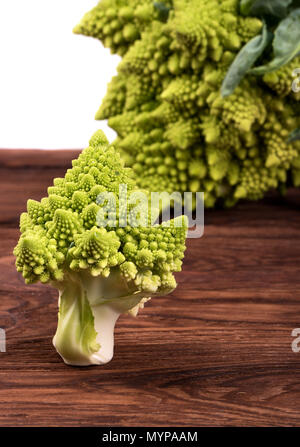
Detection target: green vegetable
<box><xmin>250</xmin><ymin>9</ymin><xmax>300</xmax><ymax>74</ymax></box>
<box><xmin>240</xmin><ymin>0</ymin><xmax>293</xmax><ymax>18</ymax></box>
<box><xmin>73</xmin><ymin>0</ymin><xmax>172</xmax><ymax>56</ymax></box>
<box><xmin>289</xmin><ymin>127</ymin><xmax>300</xmax><ymax>142</ymax></box>
<box><xmin>221</xmin><ymin>23</ymin><xmax>271</xmax><ymax>97</ymax></box>
<box><xmin>153</xmin><ymin>2</ymin><xmax>171</xmax><ymax>22</ymax></box>
<box><xmin>224</xmin><ymin>3</ymin><xmax>300</xmax><ymax>91</ymax></box>
<box><xmin>76</xmin><ymin>0</ymin><xmax>300</xmax><ymax>208</ymax></box>
<box><xmin>14</xmin><ymin>131</ymin><xmax>187</xmax><ymax>366</ymax></box>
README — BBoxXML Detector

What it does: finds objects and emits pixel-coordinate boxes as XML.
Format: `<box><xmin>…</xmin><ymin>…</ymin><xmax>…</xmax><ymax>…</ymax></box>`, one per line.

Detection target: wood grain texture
<box><xmin>1</xmin><ymin>150</ymin><xmax>300</xmax><ymax>427</ymax></box>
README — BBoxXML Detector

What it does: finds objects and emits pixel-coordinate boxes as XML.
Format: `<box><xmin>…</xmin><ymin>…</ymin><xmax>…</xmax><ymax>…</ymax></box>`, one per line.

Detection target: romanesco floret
<box><xmin>74</xmin><ymin>0</ymin><xmax>172</xmax><ymax>56</ymax></box>
<box><xmin>77</xmin><ymin>0</ymin><xmax>300</xmax><ymax>208</ymax></box>
<box><xmin>14</xmin><ymin>130</ymin><xmax>187</xmax><ymax>366</ymax></box>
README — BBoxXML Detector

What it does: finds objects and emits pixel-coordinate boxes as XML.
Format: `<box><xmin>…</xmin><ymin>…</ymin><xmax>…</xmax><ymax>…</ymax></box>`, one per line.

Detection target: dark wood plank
<box><xmin>0</xmin><ymin>149</ymin><xmax>81</xmax><ymax>225</ymax></box>
<box><xmin>0</xmin><ymin>149</ymin><xmax>81</xmax><ymax>168</ymax></box>
<box><xmin>1</xmin><ymin>149</ymin><xmax>300</xmax><ymax>426</ymax></box>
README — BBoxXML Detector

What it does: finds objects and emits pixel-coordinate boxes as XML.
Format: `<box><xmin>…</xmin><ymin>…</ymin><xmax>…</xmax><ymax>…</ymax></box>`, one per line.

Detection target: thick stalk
<box><xmin>89</xmin><ymin>303</ymin><xmax>120</xmax><ymax>365</ymax></box>
<box><xmin>52</xmin><ymin>272</ymin><xmax>147</xmax><ymax>366</ymax></box>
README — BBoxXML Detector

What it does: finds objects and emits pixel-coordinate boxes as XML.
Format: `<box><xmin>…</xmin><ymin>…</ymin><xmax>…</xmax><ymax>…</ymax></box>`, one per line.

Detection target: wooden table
<box><xmin>1</xmin><ymin>149</ymin><xmax>300</xmax><ymax>427</ymax></box>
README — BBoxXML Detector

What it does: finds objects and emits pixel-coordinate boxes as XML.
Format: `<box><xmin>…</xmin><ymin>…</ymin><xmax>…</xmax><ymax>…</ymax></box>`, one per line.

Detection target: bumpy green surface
<box><xmin>74</xmin><ymin>0</ymin><xmax>172</xmax><ymax>56</ymax></box>
<box><xmin>76</xmin><ymin>0</ymin><xmax>300</xmax><ymax>207</ymax></box>
<box><xmin>14</xmin><ymin>130</ymin><xmax>186</xmax><ymax>290</ymax></box>
<box><xmin>14</xmin><ymin>131</ymin><xmax>187</xmax><ymax>365</ymax></box>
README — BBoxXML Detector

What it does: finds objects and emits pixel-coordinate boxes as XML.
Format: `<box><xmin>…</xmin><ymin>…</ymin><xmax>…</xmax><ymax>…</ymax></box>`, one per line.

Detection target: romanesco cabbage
<box><xmin>76</xmin><ymin>0</ymin><xmax>300</xmax><ymax>208</ymax></box>
<box><xmin>14</xmin><ymin>131</ymin><xmax>187</xmax><ymax>366</ymax></box>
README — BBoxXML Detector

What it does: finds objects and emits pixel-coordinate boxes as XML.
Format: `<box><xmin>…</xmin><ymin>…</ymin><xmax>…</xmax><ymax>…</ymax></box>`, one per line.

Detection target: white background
<box><xmin>0</xmin><ymin>0</ymin><xmax>119</xmax><ymax>149</ymax></box>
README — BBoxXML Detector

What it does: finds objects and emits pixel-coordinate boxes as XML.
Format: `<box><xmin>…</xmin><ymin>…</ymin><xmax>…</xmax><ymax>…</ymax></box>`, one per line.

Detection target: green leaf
<box><xmin>153</xmin><ymin>2</ymin><xmax>171</xmax><ymax>22</ymax></box>
<box><xmin>221</xmin><ymin>24</ymin><xmax>271</xmax><ymax>97</ymax></box>
<box><xmin>240</xmin><ymin>0</ymin><xmax>293</xmax><ymax>18</ymax></box>
<box><xmin>250</xmin><ymin>8</ymin><xmax>300</xmax><ymax>74</ymax></box>
<box><xmin>288</xmin><ymin>128</ymin><xmax>300</xmax><ymax>142</ymax></box>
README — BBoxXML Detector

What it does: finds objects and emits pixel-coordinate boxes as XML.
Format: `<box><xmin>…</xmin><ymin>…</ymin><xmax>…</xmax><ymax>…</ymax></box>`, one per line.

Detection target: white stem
<box><xmin>53</xmin><ymin>300</ymin><xmax>121</xmax><ymax>367</ymax></box>
<box><xmin>52</xmin><ymin>272</ymin><xmax>147</xmax><ymax>367</ymax></box>
<box><xmin>89</xmin><ymin>304</ymin><xmax>121</xmax><ymax>365</ymax></box>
